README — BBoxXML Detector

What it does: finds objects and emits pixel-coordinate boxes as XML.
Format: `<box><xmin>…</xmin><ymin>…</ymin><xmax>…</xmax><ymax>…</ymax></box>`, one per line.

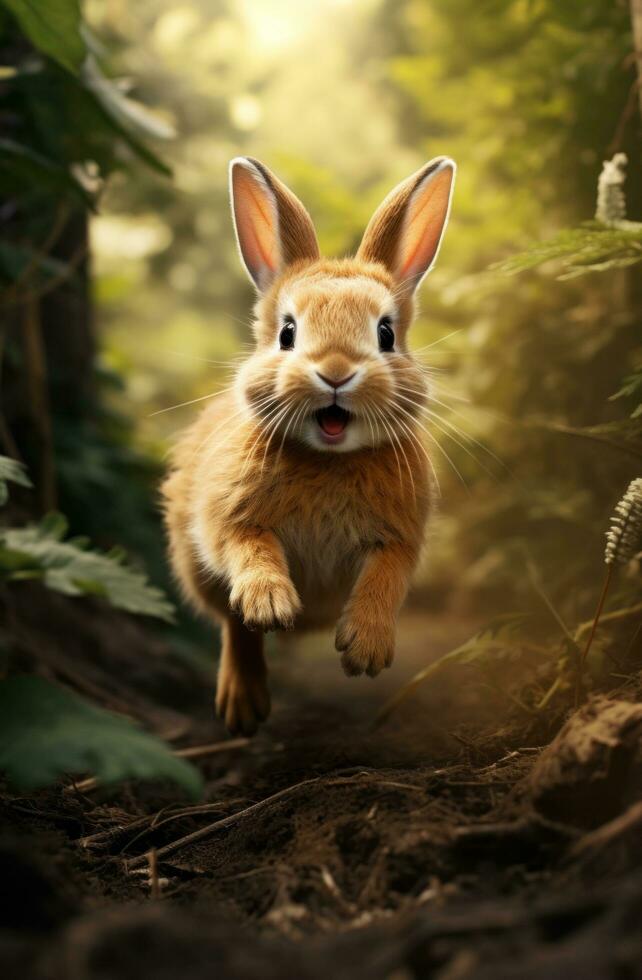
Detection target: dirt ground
<box><xmin>2</xmin><ymin>593</ymin><xmax>642</xmax><ymax>980</ymax></box>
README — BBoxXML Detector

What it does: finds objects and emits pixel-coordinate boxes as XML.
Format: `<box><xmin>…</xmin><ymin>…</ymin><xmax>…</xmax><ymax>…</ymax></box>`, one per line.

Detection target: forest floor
<box><xmin>2</xmin><ymin>592</ymin><xmax>642</xmax><ymax>980</ymax></box>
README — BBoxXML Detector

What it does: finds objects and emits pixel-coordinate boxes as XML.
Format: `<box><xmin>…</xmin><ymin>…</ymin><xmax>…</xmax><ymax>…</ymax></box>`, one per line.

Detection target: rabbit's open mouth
<box><xmin>315</xmin><ymin>405</ymin><xmax>351</xmax><ymax>443</ymax></box>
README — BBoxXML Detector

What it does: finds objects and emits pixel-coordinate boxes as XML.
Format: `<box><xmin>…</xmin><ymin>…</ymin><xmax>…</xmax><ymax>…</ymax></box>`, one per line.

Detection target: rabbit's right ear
<box><xmin>229</xmin><ymin>157</ymin><xmax>320</xmax><ymax>291</ymax></box>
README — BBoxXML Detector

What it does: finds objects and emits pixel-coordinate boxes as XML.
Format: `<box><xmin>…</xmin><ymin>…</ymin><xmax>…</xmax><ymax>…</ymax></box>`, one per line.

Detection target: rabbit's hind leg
<box><xmin>215</xmin><ymin>613</ymin><xmax>270</xmax><ymax>736</ymax></box>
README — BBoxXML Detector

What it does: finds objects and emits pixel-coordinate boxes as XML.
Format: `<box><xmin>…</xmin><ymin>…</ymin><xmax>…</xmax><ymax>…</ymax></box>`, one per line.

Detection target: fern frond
<box><xmin>604</xmin><ymin>478</ymin><xmax>642</xmax><ymax>565</ymax></box>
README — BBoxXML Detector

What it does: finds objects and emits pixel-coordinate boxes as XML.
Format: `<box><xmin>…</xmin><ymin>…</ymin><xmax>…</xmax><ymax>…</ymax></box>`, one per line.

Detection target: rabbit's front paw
<box><xmin>335</xmin><ymin>608</ymin><xmax>396</xmax><ymax>677</ymax></box>
<box><xmin>230</xmin><ymin>571</ymin><xmax>301</xmax><ymax>631</ymax></box>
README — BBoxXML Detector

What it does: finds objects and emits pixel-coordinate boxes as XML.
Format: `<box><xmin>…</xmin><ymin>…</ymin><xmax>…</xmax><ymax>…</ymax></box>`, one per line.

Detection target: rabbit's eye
<box><xmin>378</xmin><ymin>317</ymin><xmax>395</xmax><ymax>352</ymax></box>
<box><xmin>279</xmin><ymin>316</ymin><xmax>296</xmax><ymax>350</ymax></box>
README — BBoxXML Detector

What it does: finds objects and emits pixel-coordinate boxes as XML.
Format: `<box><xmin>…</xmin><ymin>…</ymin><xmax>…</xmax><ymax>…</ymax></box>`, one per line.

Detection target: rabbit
<box><xmin>162</xmin><ymin>154</ymin><xmax>456</xmax><ymax>735</ymax></box>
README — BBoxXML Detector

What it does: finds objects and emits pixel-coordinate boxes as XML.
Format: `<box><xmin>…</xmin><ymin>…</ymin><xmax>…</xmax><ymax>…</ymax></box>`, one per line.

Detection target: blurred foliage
<box><xmin>0</xmin><ymin>5</ymin><xmax>191</xmax><ymax>795</ymax></box>
<box><xmin>0</xmin><ymin>0</ymin><xmax>174</xmax><ymax>568</ymax></box>
<box><xmin>0</xmin><ymin>452</ymin><xmax>32</xmax><ymax>504</ymax></box>
<box><xmin>496</xmin><ymin>220</ymin><xmax>642</xmax><ymax>279</ymax></box>
<box><xmin>0</xmin><ymin>674</ymin><xmax>201</xmax><ymax>795</ymax></box>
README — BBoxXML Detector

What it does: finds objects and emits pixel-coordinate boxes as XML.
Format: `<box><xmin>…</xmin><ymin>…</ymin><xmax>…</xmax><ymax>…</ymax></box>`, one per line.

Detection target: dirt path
<box><xmin>2</xmin><ymin>603</ymin><xmax>642</xmax><ymax>979</ymax></box>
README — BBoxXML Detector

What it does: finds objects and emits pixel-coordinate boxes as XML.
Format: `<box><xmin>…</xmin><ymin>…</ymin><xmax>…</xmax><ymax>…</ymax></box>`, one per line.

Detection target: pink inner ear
<box><xmin>397</xmin><ymin>166</ymin><xmax>453</xmax><ymax>283</ymax></box>
<box><xmin>232</xmin><ymin>164</ymin><xmax>280</xmax><ymax>285</ymax></box>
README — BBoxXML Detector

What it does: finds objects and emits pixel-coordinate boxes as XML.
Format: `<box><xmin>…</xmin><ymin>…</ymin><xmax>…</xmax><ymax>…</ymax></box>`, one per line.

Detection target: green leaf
<box><xmin>0</xmin><ymin>455</ymin><xmax>32</xmax><ymax>506</ymax></box>
<box><xmin>610</xmin><ymin>369</ymin><xmax>642</xmax><ymax>420</ymax></box>
<box><xmin>80</xmin><ymin>57</ymin><xmax>173</xmax><ymax>177</ymax></box>
<box><xmin>0</xmin><ymin>545</ymin><xmax>41</xmax><ymax>573</ymax></box>
<box><xmin>375</xmin><ymin>614</ymin><xmax>526</xmax><ymax>727</ymax></box>
<box><xmin>0</xmin><ymin>675</ymin><xmax>202</xmax><ymax>796</ymax></box>
<box><xmin>0</xmin><ymin>0</ymin><xmax>85</xmax><ymax>74</ymax></box>
<box><xmin>524</xmin><ymin>417</ymin><xmax>642</xmax><ymax>460</ymax></box>
<box><xmin>0</xmin><ymin>518</ymin><xmax>175</xmax><ymax>621</ymax></box>
<box><xmin>37</xmin><ymin>511</ymin><xmax>68</xmax><ymax>540</ymax></box>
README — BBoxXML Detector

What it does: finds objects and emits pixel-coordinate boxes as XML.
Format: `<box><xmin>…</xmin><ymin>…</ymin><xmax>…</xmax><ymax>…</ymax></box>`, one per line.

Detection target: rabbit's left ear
<box><xmin>229</xmin><ymin>157</ymin><xmax>319</xmax><ymax>291</ymax></box>
<box><xmin>357</xmin><ymin>157</ymin><xmax>456</xmax><ymax>294</ymax></box>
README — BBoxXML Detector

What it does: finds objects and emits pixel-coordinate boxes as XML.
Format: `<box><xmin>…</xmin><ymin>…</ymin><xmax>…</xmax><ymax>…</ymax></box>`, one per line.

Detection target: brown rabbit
<box><xmin>162</xmin><ymin>155</ymin><xmax>456</xmax><ymax>734</ymax></box>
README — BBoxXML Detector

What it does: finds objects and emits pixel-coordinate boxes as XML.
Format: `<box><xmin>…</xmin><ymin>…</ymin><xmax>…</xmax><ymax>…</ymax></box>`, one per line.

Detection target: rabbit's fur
<box><xmin>162</xmin><ymin>156</ymin><xmax>456</xmax><ymax>734</ymax></box>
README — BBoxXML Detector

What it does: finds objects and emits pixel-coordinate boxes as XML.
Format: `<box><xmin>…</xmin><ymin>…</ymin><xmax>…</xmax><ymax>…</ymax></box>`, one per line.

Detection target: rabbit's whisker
<box><xmin>430</xmin><ymin>379</ymin><xmax>471</xmax><ymax>403</ymax></box>
<box><xmin>150</xmin><ymin>385</ymin><xmax>236</xmax><ymax>417</ymax></box>
<box><xmin>408</xmin><ymin>329</ymin><xmax>464</xmax><ymax>355</ymax></box>
<box><xmin>425</xmin><ymin>394</ymin><xmax>508</xmax><ymax>473</ymax></box>
<box><xmin>275</xmin><ymin>398</ymin><xmax>309</xmax><ymax>468</ymax></box>
<box><xmin>423</xmin><ymin>410</ymin><xmax>496</xmax><ymax>482</ymax></box>
<box><xmin>361</xmin><ymin>404</ymin><xmax>377</xmax><ymax>449</ymax></box>
<box><xmin>371</xmin><ymin>404</ymin><xmax>404</xmax><ymax>491</ymax></box>
<box><xmin>390</xmin><ymin>420</ymin><xmax>416</xmax><ymax>497</ymax></box>
<box><xmin>392</xmin><ymin>410</ymin><xmax>440</xmax><ymax>497</ymax></box>
<box><xmin>240</xmin><ymin>397</ymin><xmax>292</xmax><ymax>477</ymax></box>
<box><xmin>393</xmin><ymin>391</ymin><xmax>499</xmax><ymax>480</ymax></box>
<box><xmin>161</xmin><ymin>350</ymin><xmax>247</xmax><ymax>367</ymax></box>
<box><xmin>197</xmin><ymin>392</ymin><xmax>278</xmax><ymax>458</ymax></box>
<box><xmin>259</xmin><ymin>399</ymin><xmax>297</xmax><ymax>477</ymax></box>
<box><xmin>389</xmin><ymin>398</ymin><xmax>469</xmax><ymax>489</ymax></box>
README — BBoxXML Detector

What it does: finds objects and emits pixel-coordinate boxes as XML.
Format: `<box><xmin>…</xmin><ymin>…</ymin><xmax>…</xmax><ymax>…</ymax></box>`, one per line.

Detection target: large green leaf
<box><xmin>0</xmin><ymin>0</ymin><xmax>84</xmax><ymax>74</ymax></box>
<box><xmin>0</xmin><ymin>675</ymin><xmax>202</xmax><ymax>796</ymax></box>
<box><xmin>81</xmin><ymin>56</ymin><xmax>173</xmax><ymax>177</ymax></box>
<box><xmin>0</xmin><ymin>455</ymin><xmax>32</xmax><ymax>506</ymax></box>
<box><xmin>0</xmin><ymin>514</ymin><xmax>175</xmax><ymax>622</ymax></box>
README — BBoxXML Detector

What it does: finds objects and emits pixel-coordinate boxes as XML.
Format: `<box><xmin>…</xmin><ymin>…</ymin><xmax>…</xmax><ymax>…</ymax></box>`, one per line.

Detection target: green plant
<box><xmin>495</xmin><ymin>155</ymin><xmax>642</xmax><ymax>280</ymax></box>
<box><xmin>0</xmin><ymin>455</ymin><xmax>194</xmax><ymax>794</ymax></box>
<box><xmin>0</xmin><ymin>456</ymin><xmax>173</xmax><ymax>620</ymax></box>
<box><xmin>0</xmin><ymin>453</ymin><xmax>32</xmax><ymax>504</ymax></box>
<box><xmin>0</xmin><ymin>675</ymin><xmax>201</xmax><ymax>796</ymax></box>
<box><xmin>577</xmin><ymin>477</ymin><xmax>642</xmax><ymax>699</ymax></box>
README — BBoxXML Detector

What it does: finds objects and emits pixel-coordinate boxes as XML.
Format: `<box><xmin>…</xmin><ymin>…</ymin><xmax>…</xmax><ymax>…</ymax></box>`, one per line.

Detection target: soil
<box><xmin>2</xmin><ymin>592</ymin><xmax>642</xmax><ymax>980</ymax></box>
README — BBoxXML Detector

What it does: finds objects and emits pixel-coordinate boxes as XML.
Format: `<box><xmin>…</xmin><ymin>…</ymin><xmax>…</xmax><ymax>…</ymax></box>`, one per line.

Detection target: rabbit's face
<box><xmin>238</xmin><ymin>261</ymin><xmax>428</xmax><ymax>453</ymax></box>
<box><xmin>229</xmin><ymin>154</ymin><xmax>454</xmax><ymax>456</ymax></box>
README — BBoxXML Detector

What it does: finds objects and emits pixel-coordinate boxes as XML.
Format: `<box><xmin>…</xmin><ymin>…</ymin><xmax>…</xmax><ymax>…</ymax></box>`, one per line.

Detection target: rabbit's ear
<box><xmin>357</xmin><ymin>157</ymin><xmax>456</xmax><ymax>294</ymax></box>
<box><xmin>229</xmin><ymin>157</ymin><xmax>320</xmax><ymax>291</ymax></box>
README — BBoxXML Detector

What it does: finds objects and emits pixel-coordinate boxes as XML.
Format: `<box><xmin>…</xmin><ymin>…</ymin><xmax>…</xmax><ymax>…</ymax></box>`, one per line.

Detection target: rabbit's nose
<box><xmin>316</xmin><ymin>371</ymin><xmax>356</xmax><ymax>391</ymax></box>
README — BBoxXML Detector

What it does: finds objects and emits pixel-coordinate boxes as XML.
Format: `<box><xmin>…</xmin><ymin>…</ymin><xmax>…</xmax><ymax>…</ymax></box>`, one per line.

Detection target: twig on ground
<box><xmin>124</xmin><ymin>771</ymin><xmax>428</xmax><ymax>870</ymax></box>
<box><xmin>125</xmin><ymin>776</ymin><xmax>325</xmax><ymax>869</ymax></box>
<box><xmin>319</xmin><ymin>865</ymin><xmax>356</xmax><ymax>915</ymax></box>
<box><xmin>175</xmin><ymin>738</ymin><xmax>250</xmax><ymax>760</ymax></box>
<box><xmin>476</xmin><ymin>750</ymin><xmax>521</xmax><ymax>772</ymax></box>
<box><xmin>148</xmin><ymin>848</ymin><xmax>160</xmax><ymax>899</ymax></box>
<box><xmin>120</xmin><ymin>799</ymin><xmax>246</xmax><ymax>855</ymax></box>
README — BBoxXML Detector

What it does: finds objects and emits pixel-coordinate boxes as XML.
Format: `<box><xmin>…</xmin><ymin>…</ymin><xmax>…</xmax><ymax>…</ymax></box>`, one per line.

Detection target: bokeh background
<box><xmin>2</xmin><ymin>0</ymin><xmax>641</xmax><ymax>648</ymax></box>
